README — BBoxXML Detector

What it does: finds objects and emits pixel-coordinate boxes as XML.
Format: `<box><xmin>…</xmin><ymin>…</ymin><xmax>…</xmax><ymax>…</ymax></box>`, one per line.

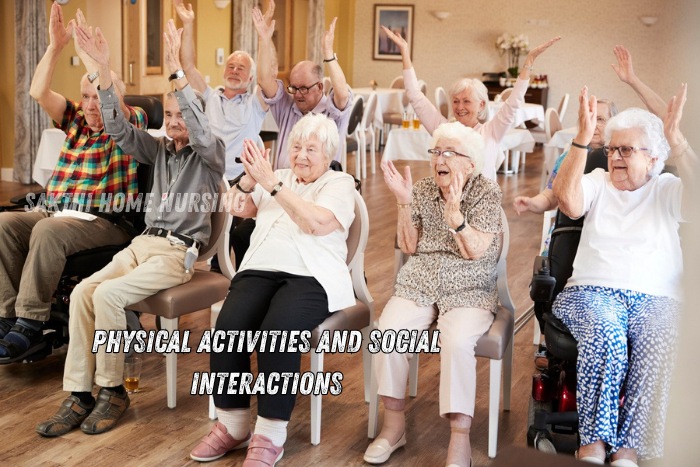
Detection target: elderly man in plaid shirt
<box><xmin>0</xmin><ymin>3</ymin><xmax>146</xmax><ymax>361</ymax></box>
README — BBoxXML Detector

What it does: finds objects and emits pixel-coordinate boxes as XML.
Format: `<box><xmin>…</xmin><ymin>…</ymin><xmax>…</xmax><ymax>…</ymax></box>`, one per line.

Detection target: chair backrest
<box><xmin>557</xmin><ymin>93</ymin><xmax>570</xmax><ymax>123</ymax></box>
<box><xmin>497</xmin><ymin>88</ymin><xmax>513</xmax><ymax>103</ymax></box>
<box><xmin>197</xmin><ymin>178</ymin><xmax>234</xmax><ymax>276</ymax></box>
<box><xmin>417</xmin><ymin>80</ymin><xmax>427</xmax><ymax>96</ymax></box>
<box><xmin>346</xmin><ymin>95</ymin><xmax>364</xmax><ymax>136</ymax></box>
<box><xmin>434</xmin><ymin>86</ymin><xmax>449</xmax><ymax>119</ymax></box>
<box><xmin>124</xmin><ymin>95</ymin><xmax>164</xmax><ymax>129</ymax></box>
<box><xmin>389</xmin><ymin>76</ymin><xmax>404</xmax><ymax>89</ymax></box>
<box><xmin>346</xmin><ymin>190</ymin><xmax>370</xmax><ymax>273</ymax></box>
<box><xmin>544</xmin><ymin>107</ymin><xmax>562</xmax><ymax>141</ymax></box>
<box><xmin>496</xmin><ymin>208</ymin><xmax>515</xmax><ymax>312</ymax></box>
<box><xmin>361</xmin><ymin>92</ymin><xmax>378</xmax><ymax>131</ymax></box>
<box><xmin>323</xmin><ymin>76</ymin><xmax>332</xmax><ymax>95</ymax></box>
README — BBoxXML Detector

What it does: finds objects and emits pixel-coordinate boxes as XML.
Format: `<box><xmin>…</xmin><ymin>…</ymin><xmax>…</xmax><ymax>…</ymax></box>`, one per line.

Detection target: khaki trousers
<box><xmin>0</xmin><ymin>211</ymin><xmax>131</xmax><ymax>321</ymax></box>
<box><xmin>375</xmin><ymin>296</ymin><xmax>494</xmax><ymax>417</ymax></box>
<box><xmin>63</xmin><ymin>235</ymin><xmax>193</xmax><ymax>391</ymax></box>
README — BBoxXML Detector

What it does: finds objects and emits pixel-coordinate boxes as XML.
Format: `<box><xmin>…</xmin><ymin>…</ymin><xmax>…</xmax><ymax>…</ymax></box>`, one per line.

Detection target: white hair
<box><xmin>604</xmin><ymin>107</ymin><xmax>670</xmax><ymax>177</ymax></box>
<box><xmin>448</xmin><ymin>78</ymin><xmax>490</xmax><ymax>122</ymax></box>
<box><xmin>431</xmin><ymin>121</ymin><xmax>486</xmax><ymax>176</ymax></box>
<box><xmin>287</xmin><ymin>113</ymin><xmax>339</xmax><ymax>162</ymax></box>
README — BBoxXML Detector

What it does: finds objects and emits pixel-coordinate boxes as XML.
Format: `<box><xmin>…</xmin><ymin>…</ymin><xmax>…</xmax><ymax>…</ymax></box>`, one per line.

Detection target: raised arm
<box><xmin>518</xmin><ymin>36</ymin><xmax>560</xmax><ymax>81</ymax></box>
<box><xmin>553</xmin><ymin>87</ymin><xmax>597</xmax><ymax>219</ymax></box>
<box><xmin>29</xmin><ymin>2</ymin><xmax>72</xmax><ymax>122</ymax></box>
<box><xmin>513</xmin><ymin>189</ymin><xmax>557</xmax><ymax>215</ymax></box>
<box><xmin>174</xmin><ymin>0</ymin><xmax>206</xmax><ymax>93</ymax></box>
<box><xmin>382</xmin><ymin>160</ymin><xmax>418</xmax><ymax>254</ymax></box>
<box><xmin>323</xmin><ymin>17</ymin><xmax>349</xmax><ymax>110</ymax></box>
<box><xmin>382</xmin><ymin>26</ymin><xmax>444</xmax><ymax>133</ymax></box>
<box><xmin>663</xmin><ymin>83</ymin><xmax>696</xmax><ymax>221</ymax></box>
<box><xmin>253</xmin><ymin>0</ymin><xmax>279</xmax><ymax>98</ymax></box>
<box><xmin>75</xmin><ymin>23</ymin><xmax>158</xmax><ymax>163</ymax></box>
<box><xmin>612</xmin><ymin>45</ymin><xmax>667</xmax><ymax>118</ymax></box>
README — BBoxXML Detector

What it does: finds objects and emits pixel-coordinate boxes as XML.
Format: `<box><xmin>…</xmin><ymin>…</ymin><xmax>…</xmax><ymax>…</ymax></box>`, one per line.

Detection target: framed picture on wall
<box><xmin>373</xmin><ymin>4</ymin><xmax>414</xmax><ymax>61</ymax></box>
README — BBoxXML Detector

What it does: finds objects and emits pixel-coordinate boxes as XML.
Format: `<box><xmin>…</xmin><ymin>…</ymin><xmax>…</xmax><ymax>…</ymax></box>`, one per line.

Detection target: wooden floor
<box><xmin>1</xmin><ymin>150</ymin><xmax>551</xmax><ymax>467</ymax></box>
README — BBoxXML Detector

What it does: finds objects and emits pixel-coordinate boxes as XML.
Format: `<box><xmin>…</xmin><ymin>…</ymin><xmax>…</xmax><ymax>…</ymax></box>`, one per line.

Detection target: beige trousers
<box><xmin>0</xmin><ymin>211</ymin><xmax>131</xmax><ymax>321</ymax></box>
<box><xmin>375</xmin><ymin>296</ymin><xmax>494</xmax><ymax>417</ymax></box>
<box><xmin>63</xmin><ymin>235</ymin><xmax>193</xmax><ymax>391</ymax></box>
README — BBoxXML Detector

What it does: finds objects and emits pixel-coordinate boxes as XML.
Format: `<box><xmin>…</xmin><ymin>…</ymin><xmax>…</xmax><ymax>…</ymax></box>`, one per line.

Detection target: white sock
<box><xmin>254</xmin><ymin>416</ymin><xmax>288</xmax><ymax>447</ymax></box>
<box><xmin>217</xmin><ymin>408</ymin><xmax>251</xmax><ymax>440</ymax></box>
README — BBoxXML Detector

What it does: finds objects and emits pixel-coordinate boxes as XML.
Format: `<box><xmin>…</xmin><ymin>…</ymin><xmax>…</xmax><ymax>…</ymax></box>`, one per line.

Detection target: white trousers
<box><xmin>375</xmin><ymin>296</ymin><xmax>494</xmax><ymax>417</ymax></box>
<box><xmin>63</xmin><ymin>236</ymin><xmax>193</xmax><ymax>391</ymax></box>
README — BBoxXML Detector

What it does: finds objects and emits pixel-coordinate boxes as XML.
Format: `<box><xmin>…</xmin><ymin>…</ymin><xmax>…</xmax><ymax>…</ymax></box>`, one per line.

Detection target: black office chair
<box><xmin>2</xmin><ymin>95</ymin><xmax>163</xmax><ymax>363</ymax></box>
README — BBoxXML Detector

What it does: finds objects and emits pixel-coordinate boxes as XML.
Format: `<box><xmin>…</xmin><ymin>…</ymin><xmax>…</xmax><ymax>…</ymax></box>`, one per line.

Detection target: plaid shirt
<box><xmin>44</xmin><ymin>99</ymin><xmax>147</xmax><ymax>210</ymax></box>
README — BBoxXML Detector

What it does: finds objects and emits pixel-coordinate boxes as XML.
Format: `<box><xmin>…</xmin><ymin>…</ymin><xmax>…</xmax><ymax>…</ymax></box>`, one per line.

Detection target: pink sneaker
<box><xmin>190</xmin><ymin>422</ymin><xmax>251</xmax><ymax>462</ymax></box>
<box><xmin>242</xmin><ymin>434</ymin><xmax>284</xmax><ymax>466</ymax></box>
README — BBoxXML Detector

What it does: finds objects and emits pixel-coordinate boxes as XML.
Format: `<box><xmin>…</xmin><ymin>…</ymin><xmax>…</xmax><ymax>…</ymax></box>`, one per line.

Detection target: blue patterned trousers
<box><xmin>553</xmin><ymin>285</ymin><xmax>681</xmax><ymax>460</ymax></box>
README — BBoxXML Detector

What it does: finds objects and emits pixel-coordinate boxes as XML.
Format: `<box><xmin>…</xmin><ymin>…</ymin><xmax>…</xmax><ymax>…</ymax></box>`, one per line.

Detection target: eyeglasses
<box><xmin>286</xmin><ymin>82</ymin><xmax>321</xmax><ymax>95</ymax></box>
<box><xmin>427</xmin><ymin>149</ymin><xmax>470</xmax><ymax>159</ymax></box>
<box><xmin>603</xmin><ymin>145</ymin><xmax>649</xmax><ymax>158</ymax></box>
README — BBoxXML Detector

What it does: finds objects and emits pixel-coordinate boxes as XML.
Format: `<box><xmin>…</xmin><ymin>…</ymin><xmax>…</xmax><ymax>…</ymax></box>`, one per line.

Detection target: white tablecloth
<box><xmin>33</xmin><ymin>127</ymin><xmax>168</xmax><ymax>187</ymax></box>
<box><xmin>353</xmin><ymin>87</ymin><xmax>406</xmax><ymax>128</ymax></box>
<box><xmin>543</xmin><ymin>126</ymin><xmax>577</xmax><ymax>177</ymax></box>
<box><xmin>488</xmin><ymin>102</ymin><xmax>545</xmax><ymax>126</ymax></box>
<box><xmin>382</xmin><ymin>126</ymin><xmax>536</xmax><ymax>173</ymax></box>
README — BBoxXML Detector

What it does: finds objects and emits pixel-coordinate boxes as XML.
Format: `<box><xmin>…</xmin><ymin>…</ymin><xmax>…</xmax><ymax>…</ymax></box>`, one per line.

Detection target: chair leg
<box><xmin>408</xmin><ymin>353</ymin><xmax>418</xmax><ymax>398</ymax></box>
<box><xmin>310</xmin><ymin>351</ymin><xmax>323</xmax><ymax>445</ymax></box>
<box><xmin>488</xmin><ymin>359</ymin><xmax>503</xmax><ymax>458</ymax></box>
<box><xmin>368</xmin><ymin>360</ymin><xmax>379</xmax><ymax>439</ymax></box>
<box><xmin>362</xmin><ymin>326</ymin><xmax>372</xmax><ymax>403</ymax></box>
<box><xmin>503</xmin><ymin>340</ymin><xmax>513</xmax><ymax>412</ymax></box>
<box><xmin>209</xmin><ymin>395</ymin><xmax>217</xmax><ymax>420</ymax></box>
<box><xmin>161</xmin><ymin>316</ymin><xmax>178</xmax><ymax>409</ymax></box>
<box><xmin>369</xmin><ymin>130</ymin><xmax>376</xmax><ymax>175</ymax></box>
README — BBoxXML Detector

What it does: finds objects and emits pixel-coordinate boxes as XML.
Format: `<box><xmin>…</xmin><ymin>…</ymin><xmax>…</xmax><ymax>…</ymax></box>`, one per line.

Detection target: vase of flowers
<box><xmin>496</xmin><ymin>33</ymin><xmax>529</xmax><ymax>78</ymax></box>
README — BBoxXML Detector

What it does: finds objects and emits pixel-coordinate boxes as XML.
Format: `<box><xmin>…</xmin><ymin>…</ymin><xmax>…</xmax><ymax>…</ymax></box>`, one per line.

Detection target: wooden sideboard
<box><xmin>485</xmin><ymin>83</ymin><xmax>548</xmax><ymax>109</ymax></box>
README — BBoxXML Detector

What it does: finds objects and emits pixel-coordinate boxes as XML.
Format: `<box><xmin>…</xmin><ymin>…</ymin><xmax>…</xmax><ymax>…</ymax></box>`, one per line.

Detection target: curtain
<box><xmin>307</xmin><ymin>0</ymin><xmax>325</xmax><ymax>66</ymax></box>
<box><xmin>232</xmin><ymin>0</ymin><xmax>257</xmax><ymax>59</ymax></box>
<box><xmin>14</xmin><ymin>0</ymin><xmax>50</xmax><ymax>184</ymax></box>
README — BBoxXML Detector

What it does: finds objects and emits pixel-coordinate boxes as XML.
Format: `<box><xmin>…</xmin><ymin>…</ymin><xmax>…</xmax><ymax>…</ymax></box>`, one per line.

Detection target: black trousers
<box><xmin>211</xmin><ymin>270</ymin><xmax>330</xmax><ymax>420</ymax></box>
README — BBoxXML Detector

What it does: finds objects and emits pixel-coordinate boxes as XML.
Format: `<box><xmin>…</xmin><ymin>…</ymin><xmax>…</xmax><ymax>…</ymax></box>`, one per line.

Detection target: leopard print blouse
<box><xmin>393</xmin><ymin>174</ymin><xmax>503</xmax><ymax>315</ymax></box>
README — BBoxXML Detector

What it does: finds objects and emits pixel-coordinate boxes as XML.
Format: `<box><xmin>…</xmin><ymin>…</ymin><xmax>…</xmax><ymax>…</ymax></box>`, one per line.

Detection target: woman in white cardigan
<box><xmin>382</xmin><ymin>27</ymin><xmax>559</xmax><ymax>179</ymax></box>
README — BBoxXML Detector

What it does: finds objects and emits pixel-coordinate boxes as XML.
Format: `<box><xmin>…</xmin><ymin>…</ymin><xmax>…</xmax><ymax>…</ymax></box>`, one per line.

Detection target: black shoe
<box><xmin>0</xmin><ymin>324</ymin><xmax>46</xmax><ymax>363</ymax></box>
<box><xmin>36</xmin><ymin>395</ymin><xmax>95</xmax><ymax>437</ymax></box>
<box><xmin>80</xmin><ymin>387</ymin><xmax>130</xmax><ymax>435</ymax></box>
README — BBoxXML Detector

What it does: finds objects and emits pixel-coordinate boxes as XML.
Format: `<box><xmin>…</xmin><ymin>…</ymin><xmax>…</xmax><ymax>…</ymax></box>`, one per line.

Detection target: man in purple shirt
<box><xmin>252</xmin><ymin>1</ymin><xmax>352</xmax><ymax>169</ymax></box>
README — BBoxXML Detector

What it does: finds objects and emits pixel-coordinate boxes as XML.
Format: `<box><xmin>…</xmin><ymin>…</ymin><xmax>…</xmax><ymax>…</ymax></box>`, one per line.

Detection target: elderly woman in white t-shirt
<box><xmin>381</xmin><ymin>27</ymin><xmax>559</xmax><ymax>179</ymax></box>
<box><xmin>552</xmin><ymin>85</ymin><xmax>696</xmax><ymax>466</ymax></box>
<box><xmin>190</xmin><ymin>113</ymin><xmax>356</xmax><ymax>466</ymax></box>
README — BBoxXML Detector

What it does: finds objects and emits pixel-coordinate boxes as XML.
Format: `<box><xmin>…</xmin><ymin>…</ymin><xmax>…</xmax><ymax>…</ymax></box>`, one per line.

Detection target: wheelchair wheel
<box><xmin>534</xmin><ymin>432</ymin><xmax>556</xmax><ymax>454</ymax></box>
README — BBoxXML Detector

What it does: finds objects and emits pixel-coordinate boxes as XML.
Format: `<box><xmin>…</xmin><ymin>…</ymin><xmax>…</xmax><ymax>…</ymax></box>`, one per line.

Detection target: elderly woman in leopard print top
<box><xmin>364</xmin><ymin>122</ymin><xmax>502</xmax><ymax>467</ymax></box>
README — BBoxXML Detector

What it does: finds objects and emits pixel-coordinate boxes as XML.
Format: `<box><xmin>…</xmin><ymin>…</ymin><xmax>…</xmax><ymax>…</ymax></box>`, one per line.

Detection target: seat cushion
<box><xmin>129</xmin><ymin>271</ymin><xmax>231</xmax><ymax>319</ymax></box>
<box><xmin>311</xmin><ymin>300</ymin><xmax>370</xmax><ymax>348</ymax></box>
<box><xmin>474</xmin><ymin>305</ymin><xmax>514</xmax><ymax>360</ymax></box>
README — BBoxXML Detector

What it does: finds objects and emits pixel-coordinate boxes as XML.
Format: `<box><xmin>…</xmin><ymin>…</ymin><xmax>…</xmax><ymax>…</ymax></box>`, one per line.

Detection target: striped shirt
<box><xmin>44</xmin><ymin>99</ymin><xmax>147</xmax><ymax>210</ymax></box>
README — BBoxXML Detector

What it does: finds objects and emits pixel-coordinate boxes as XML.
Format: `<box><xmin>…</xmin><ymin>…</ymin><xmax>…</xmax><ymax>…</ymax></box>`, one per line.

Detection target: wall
<box><xmin>351</xmin><ymin>0</ymin><xmax>681</xmax><ymax>128</ymax></box>
<box><xmin>326</xmin><ymin>0</ymin><xmax>355</xmax><ymax>81</ymax></box>
<box><xmin>194</xmin><ymin>0</ymin><xmax>232</xmax><ymax>86</ymax></box>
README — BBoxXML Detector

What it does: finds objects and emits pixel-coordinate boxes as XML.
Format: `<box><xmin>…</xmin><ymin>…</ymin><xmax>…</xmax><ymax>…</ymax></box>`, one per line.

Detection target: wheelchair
<box><xmin>0</xmin><ymin>95</ymin><xmax>162</xmax><ymax>364</ymax></box>
<box><xmin>525</xmin><ymin>148</ymin><xmax>608</xmax><ymax>454</ymax></box>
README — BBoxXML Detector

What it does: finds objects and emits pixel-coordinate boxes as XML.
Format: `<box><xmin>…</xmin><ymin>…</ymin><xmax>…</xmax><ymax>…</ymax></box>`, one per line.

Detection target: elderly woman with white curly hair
<box><xmin>190</xmin><ymin>113</ymin><xmax>357</xmax><ymax>466</ymax></box>
<box><xmin>381</xmin><ymin>27</ymin><xmax>559</xmax><ymax>179</ymax></box>
<box><xmin>365</xmin><ymin>122</ymin><xmax>502</xmax><ymax>467</ymax></box>
<box><xmin>552</xmin><ymin>84</ymin><xmax>696</xmax><ymax>466</ymax></box>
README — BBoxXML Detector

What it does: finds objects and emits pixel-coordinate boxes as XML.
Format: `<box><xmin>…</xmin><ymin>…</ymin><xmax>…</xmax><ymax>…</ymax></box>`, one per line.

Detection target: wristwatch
<box><xmin>87</xmin><ymin>71</ymin><xmax>100</xmax><ymax>84</ymax></box>
<box><xmin>323</xmin><ymin>53</ymin><xmax>337</xmax><ymax>63</ymax></box>
<box><xmin>448</xmin><ymin>220</ymin><xmax>466</xmax><ymax>235</ymax></box>
<box><xmin>168</xmin><ymin>69</ymin><xmax>186</xmax><ymax>81</ymax></box>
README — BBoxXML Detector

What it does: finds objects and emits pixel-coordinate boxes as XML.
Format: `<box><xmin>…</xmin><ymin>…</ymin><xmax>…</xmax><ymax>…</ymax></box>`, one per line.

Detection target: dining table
<box><xmin>542</xmin><ymin>126</ymin><xmax>577</xmax><ymax>180</ymax></box>
<box><xmin>353</xmin><ymin>87</ymin><xmax>406</xmax><ymax>127</ymax></box>
<box><xmin>382</xmin><ymin>125</ymin><xmax>536</xmax><ymax>175</ymax></box>
<box><xmin>488</xmin><ymin>101</ymin><xmax>545</xmax><ymax>127</ymax></box>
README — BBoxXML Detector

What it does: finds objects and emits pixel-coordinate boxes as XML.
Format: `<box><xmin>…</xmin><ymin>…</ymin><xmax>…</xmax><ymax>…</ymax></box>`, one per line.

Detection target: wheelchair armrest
<box><xmin>530</xmin><ymin>255</ymin><xmax>556</xmax><ymax>303</ymax></box>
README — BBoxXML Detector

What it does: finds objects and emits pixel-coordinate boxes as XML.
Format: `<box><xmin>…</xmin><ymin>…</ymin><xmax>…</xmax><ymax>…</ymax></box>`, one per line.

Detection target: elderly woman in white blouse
<box><xmin>190</xmin><ymin>113</ymin><xmax>357</xmax><ymax>466</ymax></box>
<box><xmin>381</xmin><ymin>28</ymin><xmax>559</xmax><ymax>180</ymax></box>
